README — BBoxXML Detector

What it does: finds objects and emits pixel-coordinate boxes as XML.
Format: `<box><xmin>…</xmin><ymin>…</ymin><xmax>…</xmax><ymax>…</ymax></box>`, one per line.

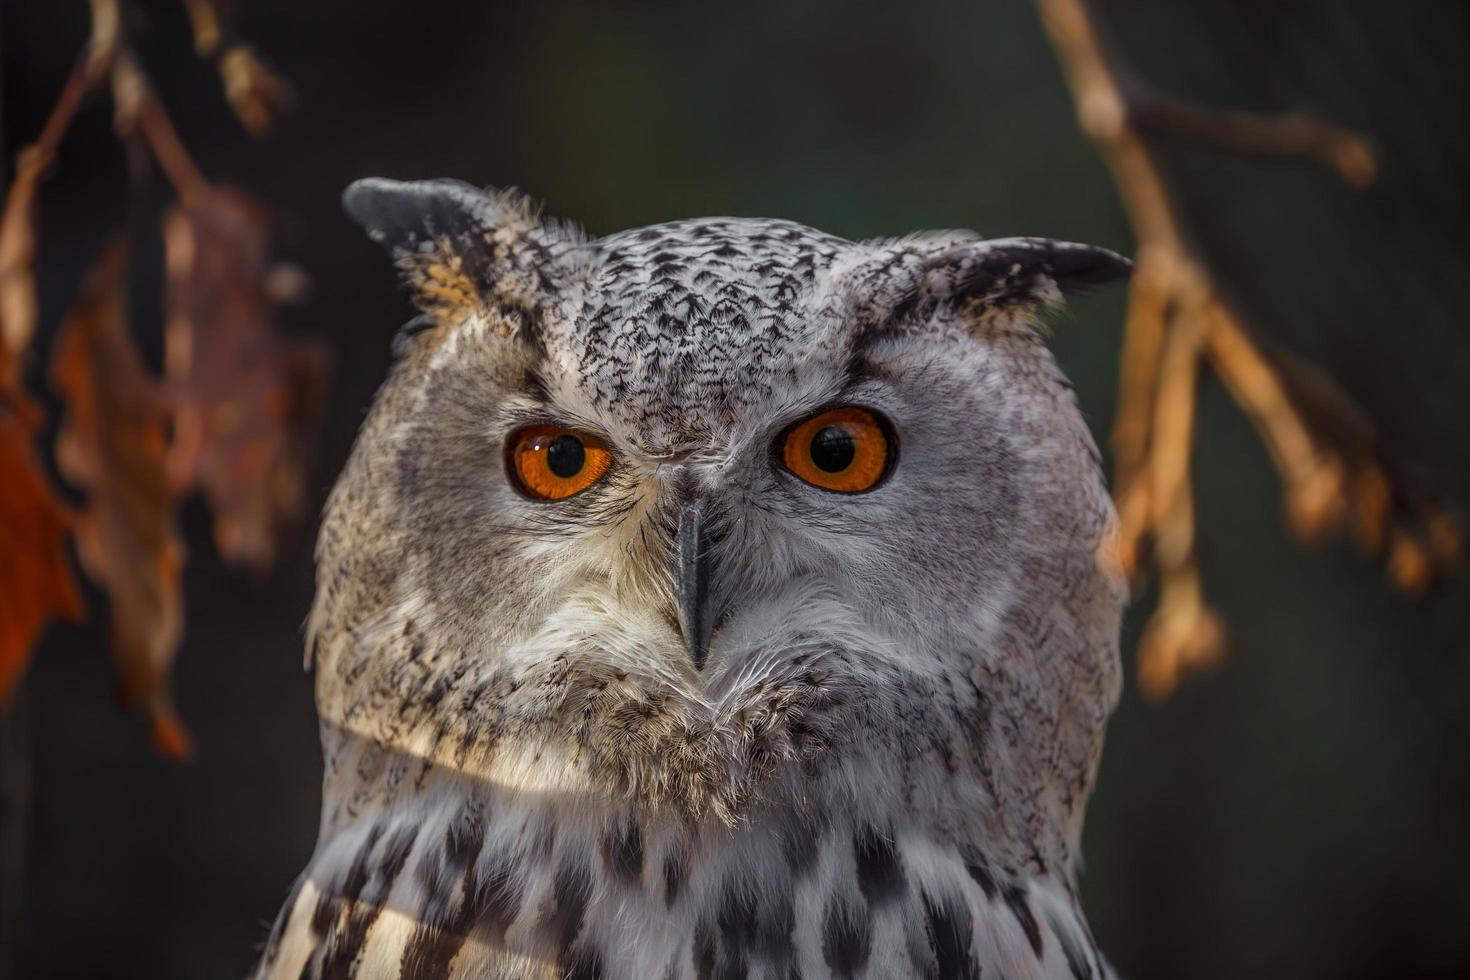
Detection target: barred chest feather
<box><xmin>254</xmin><ymin>769</ymin><xmax>1109</xmax><ymax>980</ymax></box>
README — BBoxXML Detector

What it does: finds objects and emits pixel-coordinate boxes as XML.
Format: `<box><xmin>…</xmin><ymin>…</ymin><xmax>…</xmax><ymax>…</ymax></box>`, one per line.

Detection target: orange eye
<box><xmin>779</xmin><ymin>406</ymin><xmax>894</xmax><ymax>493</ymax></box>
<box><xmin>507</xmin><ymin>425</ymin><xmax>613</xmax><ymax>500</ymax></box>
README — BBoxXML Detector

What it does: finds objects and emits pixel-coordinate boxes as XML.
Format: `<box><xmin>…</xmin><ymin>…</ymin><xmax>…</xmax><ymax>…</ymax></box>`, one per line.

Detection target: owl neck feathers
<box><xmin>313</xmin><ymin>608</ymin><xmax>1101</xmax><ymax>883</ymax></box>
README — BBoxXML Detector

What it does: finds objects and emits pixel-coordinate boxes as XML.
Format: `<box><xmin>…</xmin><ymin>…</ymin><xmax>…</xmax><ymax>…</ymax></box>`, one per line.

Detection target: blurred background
<box><xmin>3</xmin><ymin>1</ymin><xmax>1467</xmax><ymax>977</ymax></box>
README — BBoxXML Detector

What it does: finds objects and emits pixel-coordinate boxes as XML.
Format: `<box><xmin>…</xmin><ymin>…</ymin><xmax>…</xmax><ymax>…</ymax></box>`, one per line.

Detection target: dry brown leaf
<box><xmin>0</xmin><ymin>397</ymin><xmax>86</xmax><ymax>705</ymax></box>
<box><xmin>51</xmin><ymin>244</ymin><xmax>192</xmax><ymax>759</ymax></box>
<box><xmin>0</xmin><ymin>130</ymin><xmax>85</xmax><ymax>711</ymax></box>
<box><xmin>163</xmin><ymin>186</ymin><xmax>328</xmax><ymax>572</ymax></box>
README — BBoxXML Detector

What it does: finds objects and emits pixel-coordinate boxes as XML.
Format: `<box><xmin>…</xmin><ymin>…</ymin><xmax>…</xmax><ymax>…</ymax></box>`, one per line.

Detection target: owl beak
<box><xmin>674</xmin><ymin>501</ymin><xmax>713</xmax><ymax>671</ymax></box>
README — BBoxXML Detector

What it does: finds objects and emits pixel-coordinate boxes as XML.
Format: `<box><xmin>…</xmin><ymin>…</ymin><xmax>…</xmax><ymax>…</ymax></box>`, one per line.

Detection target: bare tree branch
<box><xmin>1034</xmin><ymin>0</ymin><xmax>1462</xmax><ymax>698</ymax></box>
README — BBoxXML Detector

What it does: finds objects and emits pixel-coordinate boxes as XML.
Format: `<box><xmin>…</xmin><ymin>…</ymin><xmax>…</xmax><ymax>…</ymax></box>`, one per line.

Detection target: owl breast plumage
<box><xmin>254</xmin><ymin>178</ymin><xmax>1129</xmax><ymax>979</ymax></box>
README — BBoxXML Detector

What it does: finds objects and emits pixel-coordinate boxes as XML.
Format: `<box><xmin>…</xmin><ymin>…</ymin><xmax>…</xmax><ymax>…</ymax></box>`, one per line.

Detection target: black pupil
<box><xmin>810</xmin><ymin>425</ymin><xmax>855</xmax><ymax>473</ymax></box>
<box><xmin>546</xmin><ymin>434</ymin><xmax>585</xmax><ymax>478</ymax></box>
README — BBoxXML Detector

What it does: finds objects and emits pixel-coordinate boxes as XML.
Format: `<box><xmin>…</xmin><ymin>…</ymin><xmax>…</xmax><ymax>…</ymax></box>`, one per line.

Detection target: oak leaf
<box><xmin>163</xmin><ymin>186</ymin><xmax>328</xmax><ymax>572</ymax></box>
<box><xmin>0</xmin><ymin>144</ymin><xmax>81</xmax><ymax>704</ymax></box>
<box><xmin>51</xmin><ymin>244</ymin><xmax>192</xmax><ymax>758</ymax></box>
<box><xmin>0</xmin><ymin>396</ymin><xmax>85</xmax><ymax>705</ymax></box>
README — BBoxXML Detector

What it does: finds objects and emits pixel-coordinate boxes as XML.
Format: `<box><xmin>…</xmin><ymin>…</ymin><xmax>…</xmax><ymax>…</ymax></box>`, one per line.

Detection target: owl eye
<box><xmin>778</xmin><ymin>406</ymin><xmax>894</xmax><ymax>493</ymax></box>
<box><xmin>507</xmin><ymin>425</ymin><xmax>613</xmax><ymax>500</ymax></box>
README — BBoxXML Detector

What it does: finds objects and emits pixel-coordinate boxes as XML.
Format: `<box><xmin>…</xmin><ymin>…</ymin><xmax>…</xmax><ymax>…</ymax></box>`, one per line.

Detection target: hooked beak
<box><xmin>674</xmin><ymin>501</ymin><xmax>713</xmax><ymax>670</ymax></box>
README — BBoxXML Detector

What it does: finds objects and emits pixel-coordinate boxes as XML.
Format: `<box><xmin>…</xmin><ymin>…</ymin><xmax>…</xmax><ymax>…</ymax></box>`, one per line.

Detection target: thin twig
<box><xmin>111</xmin><ymin>54</ymin><xmax>211</xmax><ymax>208</ymax></box>
<box><xmin>179</xmin><ymin>0</ymin><xmax>223</xmax><ymax>55</ymax></box>
<box><xmin>1129</xmin><ymin>89</ymin><xmax>1378</xmax><ymax>188</ymax></box>
<box><xmin>0</xmin><ymin>2</ymin><xmax>120</xmax><ymax>364</ymax></box>
<box><xmin>178</xmin><ymin>0</ymin><xmax>295</xmax><ymax>136</ymax></box>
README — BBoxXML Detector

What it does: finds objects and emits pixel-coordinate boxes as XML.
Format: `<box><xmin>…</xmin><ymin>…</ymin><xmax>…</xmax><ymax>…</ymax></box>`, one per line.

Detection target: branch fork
<box><xmin>1035</xmin><ymin>0</ymin><xmax>1462</xmax><ymax>698</ymax></box>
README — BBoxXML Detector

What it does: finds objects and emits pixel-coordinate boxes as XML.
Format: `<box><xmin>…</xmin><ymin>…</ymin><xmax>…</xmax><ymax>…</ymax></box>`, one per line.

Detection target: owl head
<box><xmin>313</xmin><ymin>178</ymin><xmax>1127</xmax><ymax>873</ymax></box>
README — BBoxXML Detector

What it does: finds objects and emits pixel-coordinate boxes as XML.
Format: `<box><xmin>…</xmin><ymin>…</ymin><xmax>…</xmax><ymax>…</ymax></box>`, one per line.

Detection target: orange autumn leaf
<box><xmin>163</xmin><ymin>186</ymin><xmax>328</xmax><ymax>572</ymax></box>
<box><xmin>0</xmin><ymin>398</ymin><xmax>85</xmax><ymax>705</ymax></box>
<box><xmin>51</xmin><ymin>244</ymin><xmax>192</xmax><ymax>759</ymax></box>
<box><xmin>0</xmin><ymin>141</ymin><xmax>86</xmax><ymax>708</ymax></box>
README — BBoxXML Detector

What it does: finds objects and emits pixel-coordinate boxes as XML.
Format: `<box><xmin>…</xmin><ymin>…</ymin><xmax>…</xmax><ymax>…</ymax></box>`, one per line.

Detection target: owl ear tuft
<box><xmin>918</xmin><ymin>237</ymin><xmax>1131</xmax><ymax>316</ymax></box>
<box><xmin>342</xmin><ymin>177</ymin><xmax>576</xmax><ymax>337</ymax></box>
<box><xmin>856</xmin><ymin>235</ymin><xmax>1131</xmax><ymax>335</ymax></box>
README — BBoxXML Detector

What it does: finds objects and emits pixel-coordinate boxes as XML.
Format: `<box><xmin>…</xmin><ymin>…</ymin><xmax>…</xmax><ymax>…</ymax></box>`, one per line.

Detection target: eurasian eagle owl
<box><xmin>254</xmin><ymin>178</ymin><xmax>1130</xmax><ymax>979</ymax></box>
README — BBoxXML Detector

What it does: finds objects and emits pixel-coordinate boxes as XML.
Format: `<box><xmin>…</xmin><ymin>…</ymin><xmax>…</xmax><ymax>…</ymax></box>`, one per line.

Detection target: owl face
<box><xmin>318</xmin><ymin>179</ymin><xmax>1126</xmax><ymax>864</ymax></box>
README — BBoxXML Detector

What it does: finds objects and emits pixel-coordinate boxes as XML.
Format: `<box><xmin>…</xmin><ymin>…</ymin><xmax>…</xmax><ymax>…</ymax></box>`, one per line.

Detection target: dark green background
<box><xmin>4</xmin><ymin>1</ymin><xmax>1467</xmax><ymax>977</ymax></box>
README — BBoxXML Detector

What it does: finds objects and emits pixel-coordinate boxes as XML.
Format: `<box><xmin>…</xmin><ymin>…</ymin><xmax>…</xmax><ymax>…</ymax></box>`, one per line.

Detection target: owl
<box><xmin>253</xmin><ymin>178</ymin><xmax>1130</xmax><ymax>979</ymax></box>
